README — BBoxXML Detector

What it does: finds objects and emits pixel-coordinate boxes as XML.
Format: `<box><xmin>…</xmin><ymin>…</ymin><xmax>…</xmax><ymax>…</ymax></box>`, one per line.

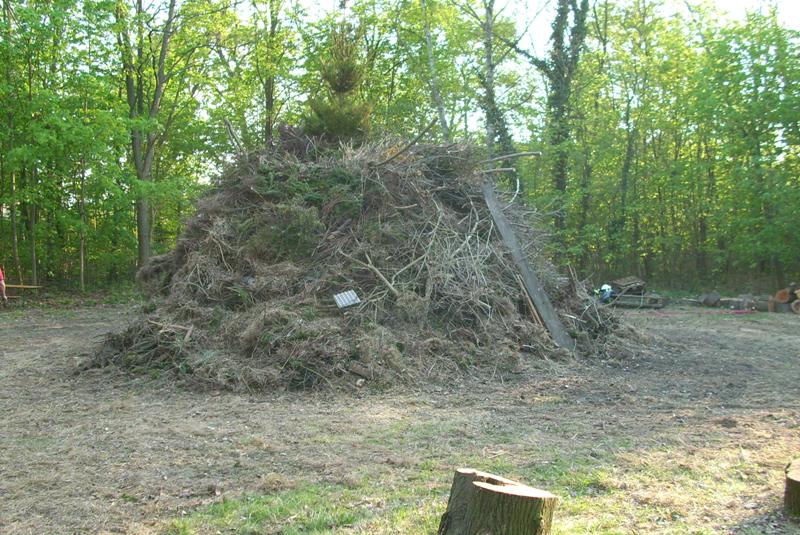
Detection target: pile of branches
<box><xmin>90</xmin><ymin>138</ymin><xmax>635</xmax><ymax>391</ymax></box>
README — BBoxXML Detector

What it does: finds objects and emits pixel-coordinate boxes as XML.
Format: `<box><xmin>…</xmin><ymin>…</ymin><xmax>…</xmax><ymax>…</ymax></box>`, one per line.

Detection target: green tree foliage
<box><xmin>0</xmin><ymin>0</ymin><xmax>797</xmax><ymax>290</ymax></box>
<box><xmin>548</xmin><ymin>2</ymin><xmax>799</xmax><ymax>287</ymax></box>
<box><xmin>304</xmin><ymin>22</ymin><xmax>371</xmax><ymax>140</ymax></box>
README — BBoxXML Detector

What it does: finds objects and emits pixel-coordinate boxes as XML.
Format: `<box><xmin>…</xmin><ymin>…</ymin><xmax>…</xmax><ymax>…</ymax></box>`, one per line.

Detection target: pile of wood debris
<box><xmin>602</xmin><ymin>276</ymin><xmax>665</xmax><ymax>309</ymax></box>
<box><xmin>694</xmin><ymin>283</ymin><xmax>800</xmax><ymax>314</ymax></box>
<box><xmin>87</xmin><ymin>138</ymin><xmax>639</xmax><ymax>391</ymax></box>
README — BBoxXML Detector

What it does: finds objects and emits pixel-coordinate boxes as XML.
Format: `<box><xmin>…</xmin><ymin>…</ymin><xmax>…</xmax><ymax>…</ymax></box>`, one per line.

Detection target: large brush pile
<box><xmin>91</xmin><ymin>140</ymin><xmax>629</xmax><ymax>391</ymax></box>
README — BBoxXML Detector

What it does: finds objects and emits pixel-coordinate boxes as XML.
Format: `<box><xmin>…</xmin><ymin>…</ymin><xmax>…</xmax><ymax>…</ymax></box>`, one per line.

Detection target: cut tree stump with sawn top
<box><xmin>437</xmin><ymin>468</ymin><xmax>557</xmax><ymax>535</ymax></box>
<box><xmin>775</xmin><ymin>288</ymin><xmax>792</xmax><ymax>304</ymax></box>
<box><xmin>792</xmin><ymin>300</ymin><xmax>800</xmax><ymax>315</ymax></box>
<box><xmin>481</xmin><ymin>181</ymin><xmax>575</xmax><ymax>351</ymax></box>
<box><xmin>785</xmin><ymin>459</ymin><xmax>800</xmax><ymax>517</ymax></box>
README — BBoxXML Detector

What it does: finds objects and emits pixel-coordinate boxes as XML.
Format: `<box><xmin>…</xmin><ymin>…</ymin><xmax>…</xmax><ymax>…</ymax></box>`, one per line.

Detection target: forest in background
<box><xmin>1</xmin><ymin>0</ymin><xmax>798</xmax><ymax>291</ymax></box>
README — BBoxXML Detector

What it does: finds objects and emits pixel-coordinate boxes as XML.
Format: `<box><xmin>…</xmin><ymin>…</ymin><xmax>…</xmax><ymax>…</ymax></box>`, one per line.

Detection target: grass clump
<box><xmin>167</xmin><ymin>485</ymin><xmax>368</xmax><ymax>535</ymax></box>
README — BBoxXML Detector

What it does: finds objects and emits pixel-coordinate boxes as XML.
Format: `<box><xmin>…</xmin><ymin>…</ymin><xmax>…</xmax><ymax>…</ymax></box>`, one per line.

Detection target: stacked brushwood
<box><xmin>89</xmin><ymin>139</ymin><xmax>635</xmax><ymax>391</ymax></box>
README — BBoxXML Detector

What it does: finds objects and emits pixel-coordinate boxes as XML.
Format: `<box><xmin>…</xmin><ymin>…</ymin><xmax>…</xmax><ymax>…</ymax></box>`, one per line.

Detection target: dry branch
<box><xmin>339</xmin><ymin>250</ymin><xmax>400</xmax><ymax>298</ymax></box>
<box><xmin>481</xmin><ymin>151</ymin><xmax>542</xmax><ymax>164</ymax></box>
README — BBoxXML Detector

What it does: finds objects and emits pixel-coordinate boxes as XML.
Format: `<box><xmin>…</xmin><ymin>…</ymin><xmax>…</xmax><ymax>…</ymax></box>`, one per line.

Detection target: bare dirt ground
<box><xmin>1</xmin><ymin>304</ymin><xmax>799</xmax><ymax>534</ymax></box>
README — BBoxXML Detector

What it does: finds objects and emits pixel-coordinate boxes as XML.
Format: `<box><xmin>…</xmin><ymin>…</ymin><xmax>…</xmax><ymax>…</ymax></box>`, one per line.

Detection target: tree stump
<box><xmin>700</xmin><ymin>291</ymin><xmax>721</xmax><ymax>307</ymax></box>
<box><xmin>754</xmin><ymin>298</ymin><xmax>772</xmax><ymax>312</ymax></box>
<box><xmin>786</xmin><ymin>459</ymin><xmax>800</xmax><ymax>518</ymax></box>
<box><xmin>791</xmin><ymin>300</ymin><xmax>800</xmax><ymax>315</ymax></box>
<box><xmin>438</xmin><ymin>468</ymin><xmax>557</xmax><ymax>535</ymax></box>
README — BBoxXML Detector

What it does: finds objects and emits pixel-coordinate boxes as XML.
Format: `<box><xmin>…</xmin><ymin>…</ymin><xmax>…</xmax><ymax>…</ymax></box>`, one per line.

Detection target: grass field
<box><xmin>1</xmin><ymin>305</ymin><xmax>799</xmax><ymax>534</ymax></box>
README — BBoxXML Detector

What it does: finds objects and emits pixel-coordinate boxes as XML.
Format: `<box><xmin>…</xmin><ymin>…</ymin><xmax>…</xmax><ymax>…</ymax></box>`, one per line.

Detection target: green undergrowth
<box><xmin>166</xmin><ymin>484</ymin><xmax>367</xmax><ymax>535</ymax></box>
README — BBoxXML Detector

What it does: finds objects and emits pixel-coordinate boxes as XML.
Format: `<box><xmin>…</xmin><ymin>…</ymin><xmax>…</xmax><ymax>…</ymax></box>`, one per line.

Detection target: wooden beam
<box><xmin>481</xmin><ymin>181</ymin><xmax>576</xmax><ymax>351</ymax></box>
<box><xmin>5</xmin><ymin>284</ymin><xmax>43</xmax><ymax>289</ymax></box>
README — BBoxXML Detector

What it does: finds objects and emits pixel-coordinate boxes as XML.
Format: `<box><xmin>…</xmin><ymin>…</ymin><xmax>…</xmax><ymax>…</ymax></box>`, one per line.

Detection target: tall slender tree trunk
<box><xmin>549</xmin><ymin>112</ymin><xmax>570</xmax><ymax>230</ymax></box>
<box><xmin>479</xmin><ymin>0</ymin><xmax>517</xmax><ymax>185</ymax></box>
<box><xmin>2</xmin><ymin>0</ymin><xmax>20</xmax><ymax>283</ymax></box>
<box><xmin>9</xmin><ymin>172</ymin><xmax>22</xmax><ymax>284</ymax></box>
<box><xmin>135</xmin><ymin>190</ymin><xmax>150</xmax><ymax>265</ymax></box>
<box><xmin>253</xmin><ymin>0</ymin><xmax>281</xmax><ymax>145</ymax></box>
<box><xmin>576</xmin><ymin>143</ymin><xmax>592</xmax><ymax>268</ymax></box>
<box><xmin>118</xmin><ymin>0</ymin><xmax>178</xmax><ymax>269</ymax></box>
<box><xmin>27</xmin><ymin>173</ymin><xmax>37</xmax><ymax>286</ymax></box>
<box><xmin>508</xmin><ymin>0</ymin><xmax>589</xmax><ymax>231</ymax></box>
<box><xmin>422</xmin><ymin>0</ymin><xmax>450</xmax><ymax>141</ymax></box>
<box><xmin>264</xmin><ymin>1</ymin><xmax>279</xmax><ymax>143</ymax></box>
<box><xmin>482</xmin><ymin>0</ymin><xmax>495</xmax><ymax>158</ymax></box>
<box><xmin>79</xmin><ymin>153</ymin><xmax>87</xmax><ymax>293</ymax></box>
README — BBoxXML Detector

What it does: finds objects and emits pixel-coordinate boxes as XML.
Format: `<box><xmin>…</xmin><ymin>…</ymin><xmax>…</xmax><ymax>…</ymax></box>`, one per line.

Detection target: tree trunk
<box><xmin>478</xmin><ymin>1</ymin><xmax>517</xmax><ymax>166</ymax></box>
<box><xmin>546</xmin><ymin>0</ymin><xmax>589</xmax><ymax>232</ymax></box>
<box><xmin>422</xmin><ymin>0</ymin><xmax>450</xmax><ymax>141</ymax></box>
<box><xmin>10</xmin><ymin>172</ymin><xmax>22</xmax><ymax>284</ymax></box>
<box><xmin>438</xmin><ymin>468</ymin><xmax>557</xmax><ymax>535</ymax></box>
<box><xmin>26</xmin><ymin>170</ymin><xmax>37</xmax><ymax>285</ymax></box>
<box><xmin>262</xmin><ymin>0</ymin><xmax>280</xmax><ymax>143</ymax></box>
<box><xmin>774</xmin><ymin>288</ymin><xmax>793</xmax><ymax>304</ymax></box>
<box><xmin>699</xmin><ymin>291</ymin><xmax>720</xmax><ymax>307</ymax></box>
<box><xmin>482</xmin><ymin>0</ymin><xmax>496</xmax><ymax>159</ymax></box>
<box><xmin>772</xmin><ymin>302</ymin><xmax>791</xmax><ymax>313</ymax></box>
<box><xmin>2</xmin><ymin>2</ymin><xmax>22</xmax><ymax>284</ymax></box>
<box><xmin>136</xmin><ymin>197</ymin><xmax>150</xmax><ymax>268</ymax></box>
<box><xmin>753</xmin><ymin>298</ymin><xmax>771</xmax><ymax>312</ymax></box>
<box><xmin>79</xmin><ymin>158</ymin><xmax>87</xmax><ymax>292</ymax></box>
<box><xmin>118</xmin><ymin>0</ymin><xmax>178</xmax><ymax>269</ymax></box>
<box><xmin>785</xmin><ymin>459</ymin><xmax>800</xmax><ymax>517</ymax></box>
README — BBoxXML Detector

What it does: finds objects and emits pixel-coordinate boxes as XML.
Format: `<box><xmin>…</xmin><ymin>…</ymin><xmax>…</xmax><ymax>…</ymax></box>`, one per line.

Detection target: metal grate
<box><xmin>333</xmin><ymin>289</ymin><xmax>361</xmax><ymax>309</ymax></box>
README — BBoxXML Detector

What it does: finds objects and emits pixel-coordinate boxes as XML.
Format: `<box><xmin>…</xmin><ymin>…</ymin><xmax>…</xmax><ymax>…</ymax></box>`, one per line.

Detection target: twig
<box><xmin>392</xmin><ymin>254</ymin><xmax>427</xmax><ymax>283</ymax></box>
<box><xmin>147</xmin><ymin>319</ymin><xmax>191</xmax><ymax>332</ymax></box>
<box><xmin>183</xmin><ymin>325</ymin><xmax>194</xmax><ymax>344</ymax></box>
<box><xmin>339</xmin><ymin>251</ymin><xmax>400</xmax><ymax>298</ymax></box>
<box><xmin>481</xmin><ymin>151</ymin><xmax>542</xmax><ymax>164</ymax></box>
<box><xmin>480</xmin><ymin>167</ymin><xmax>516</xmax><ymax>173</ymax></box>
<box><xmin>374</xmin><ymin>119</ymin><xmax>437</xmax><ymax>167</ymax></box>
<box><xmin>516</xmin><ymin>274</ymin><xmax>543</xmax><ymax>327</ymax></box>
<box><xmin>505</xmin><ymin>177</ymin><xmax>521</xmax><ymax>209</ymax></box>
<box><xmin>223</xmin><ymin>117</ymin><xmax>245</xmax><ymax>155</ymax></box>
